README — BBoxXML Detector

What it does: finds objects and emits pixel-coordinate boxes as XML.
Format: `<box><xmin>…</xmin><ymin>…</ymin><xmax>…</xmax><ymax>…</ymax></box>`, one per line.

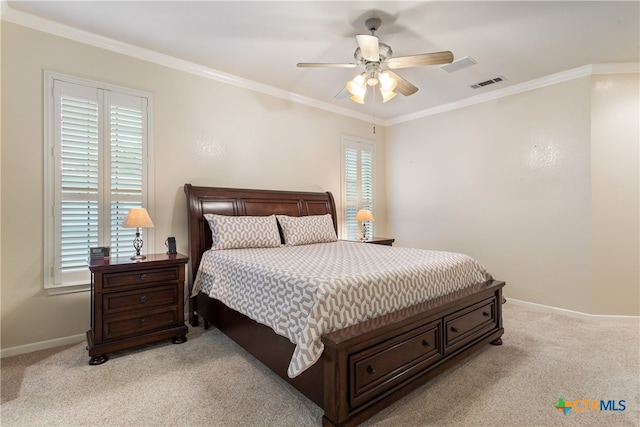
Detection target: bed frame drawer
<box><xmin>349</xmin><ymin>320</ymin><xmax>442</xmax><ymax>408</ymax></box>
<box><xmin>444</xmin><ymin>297</ymin><xmax>497</xmax><ymax>352</ymax></box>
<box><xmin>323</xmin><ymin>282</ymin><xmax>504</xmax><ymax>426</ymax></box>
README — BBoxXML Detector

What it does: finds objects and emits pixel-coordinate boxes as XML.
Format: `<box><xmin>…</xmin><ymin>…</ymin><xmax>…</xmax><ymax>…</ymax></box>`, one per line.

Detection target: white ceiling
<box><xmin>4</xmin><ymin>1</ymin><xmax>640</xmax><ymax>121</ymax></box>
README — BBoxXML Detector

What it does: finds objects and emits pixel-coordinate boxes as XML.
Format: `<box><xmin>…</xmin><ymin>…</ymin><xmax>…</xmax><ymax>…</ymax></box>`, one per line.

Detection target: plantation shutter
<box><xmin>49</xmin><ymin>77</ymin><xmax>150</xmax><ymax>289</ymax></box>
<box><xmin>55</xmin><ymin>82</ymin><xmax>101</xmax><ymax>285</ymax></box>
<box><xmin>360</xmin><ymin>149</ymin><xmax>374</xmax><ymax>240</ymax></box>
<box><xmin>109</xmin><ymin>93</ymin><xmax>146</xmax><ymax>258</ymax></box>
<box><xmin>342</xmin><ymin>137</ymin><xmax>375</xmax><ymax>240</ymax></box>
<box><xmin>345</xmin><ymin>146</ymin><xmax>359</xmax><ymax>240</ymax></box>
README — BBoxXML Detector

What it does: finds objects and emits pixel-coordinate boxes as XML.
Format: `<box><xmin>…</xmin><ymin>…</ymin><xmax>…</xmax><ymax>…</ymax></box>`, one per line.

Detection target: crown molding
<box><xmin>3</xmin><ymin>4</ymin><xmax>637</xmax><ymax>128</ymax></box>
<box><xmin>1</xmin><ymin>4</ymin><xmax>373</xmax><ymax>124</ymax></box>
<box><xmin>388</xmin><ymin>62</ymin><xmax>639</xmax><ymax>125</ymax></box>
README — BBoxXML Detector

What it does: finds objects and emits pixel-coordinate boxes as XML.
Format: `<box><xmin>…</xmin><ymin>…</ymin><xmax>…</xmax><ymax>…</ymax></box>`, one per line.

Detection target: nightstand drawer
<box><xmin>103</xmin><ymin>285</ymin><xmax>178</xmax><ymax>315</ymax></box>
<box><xmin>102</xmin><ymin>266</ymin><xmax>181</xmax><ymax>289</ymax></box>
<box><xmin>103</xmin><ymin>308</ymin><xmax>179</xmax><ymax>341</ymax></box>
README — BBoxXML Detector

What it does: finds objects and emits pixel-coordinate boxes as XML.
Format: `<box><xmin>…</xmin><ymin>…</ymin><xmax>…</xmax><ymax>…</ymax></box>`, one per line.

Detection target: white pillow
<box><xmin>276</xmin><ymin>214</ymin><xmax>337</xmax><ymax>246</ymax></box>
<box><xmin>204</xmin><ymin>214</ymin><xmax>281</xmax><ymax>250</ymax></box>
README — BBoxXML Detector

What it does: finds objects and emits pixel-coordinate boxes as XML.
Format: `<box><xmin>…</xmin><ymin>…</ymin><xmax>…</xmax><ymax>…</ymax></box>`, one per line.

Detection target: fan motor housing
<box><xmin>354</xmin><ymin>43</ymin><xmax>392</xmax><ymax>63</ymax></box>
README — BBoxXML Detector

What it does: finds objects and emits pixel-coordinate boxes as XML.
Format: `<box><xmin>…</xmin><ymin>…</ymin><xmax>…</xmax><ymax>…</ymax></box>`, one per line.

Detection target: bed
<box><xmin>184</xmin><ymin>184</ymin><xmax>505</xmax><ymax>427</ymax></box>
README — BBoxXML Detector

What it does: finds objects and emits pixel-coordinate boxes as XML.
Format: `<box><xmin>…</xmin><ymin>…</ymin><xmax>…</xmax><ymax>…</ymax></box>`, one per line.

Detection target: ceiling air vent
<box><xmin>440</xmin><ymin>56</ymin><xmax>476</xmax><ymax>73</ymax></box>
<box><xmin>470</xmin><ymin>76</ymin><xmax>506</xmax><ymax>89</ymax></box>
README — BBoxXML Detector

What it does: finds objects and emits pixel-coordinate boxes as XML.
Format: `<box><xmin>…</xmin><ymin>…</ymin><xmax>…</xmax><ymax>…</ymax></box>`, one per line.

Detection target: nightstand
<box><xmin>86</xmin><ymin>253</ymin><xmax>189</xmax><ymax>365</ymax></box>
<box><xmin>363</xmin><ymin>237</ymin><xmax>395</xmax><ymax>246</ymax></box>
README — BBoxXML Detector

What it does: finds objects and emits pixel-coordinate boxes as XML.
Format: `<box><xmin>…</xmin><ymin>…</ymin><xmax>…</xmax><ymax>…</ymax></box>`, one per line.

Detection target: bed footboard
<box><xmin>321</xmin><ymin>280</ymin><xmax>505</xmax><ymax>427</ymax></box>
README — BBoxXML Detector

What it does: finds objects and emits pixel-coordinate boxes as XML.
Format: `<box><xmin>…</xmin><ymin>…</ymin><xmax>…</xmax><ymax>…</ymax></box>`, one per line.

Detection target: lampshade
<box><xmin>347</xmin><ymin>74</ymin><xmax>366</xmax><ymax>95</ymax></box>
<box><xmin>380</xmin><ymin>88</ymin><xmax>397</xmax><ymax>103</ymax></box>
<box><xmin>378</xmin><ymin>71</ymin><xmax>397</xmax><ymax>91</ymax></box>
<box><xmin>350</xmin><ymin>92</ymin><xmax>366</xmax><ymax>104</ymax></box>
<box><xmin>122</xmin><ymin>208</ymin><xmax>155</xmax><ymax>229</ymax></box>
<box><xmin>355</xmin><ymin>209</ymin><xmax>375</xmax><ymax>222</ymax></box>
<box><xmin>347</xmin><ymin>74</ymin><xmax>367</xmax><ymax>104</ymax></box>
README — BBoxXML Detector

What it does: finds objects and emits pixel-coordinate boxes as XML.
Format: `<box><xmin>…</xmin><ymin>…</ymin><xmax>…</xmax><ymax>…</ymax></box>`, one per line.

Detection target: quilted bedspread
<box><xmin>192</xmin><ymin>241</ymin><xmax>493</xmax><ymax>378</ymax></box>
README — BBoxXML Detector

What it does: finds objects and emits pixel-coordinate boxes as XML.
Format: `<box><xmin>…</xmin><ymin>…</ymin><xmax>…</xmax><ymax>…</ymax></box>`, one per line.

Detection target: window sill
<box><xmin>45</xmin><ymin>283</ymin><xmax>90</xmax><ymax>295</ymax></box>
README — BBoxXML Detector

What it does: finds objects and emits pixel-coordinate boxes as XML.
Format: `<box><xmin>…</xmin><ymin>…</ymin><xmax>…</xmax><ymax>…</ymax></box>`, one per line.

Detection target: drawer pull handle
<box><xmin>422</xmin><ymin>340</ymin><xmax>431</xmax><ymax>347</ymax></box>
<box><xmin>366</xmin><ymin>365</ymin><xmax>376</xmax><ymax>375</ymax></box>
<box><xmin>140</xmin><ymin>274</ymin><xmax>147</xmax><ymax>281</ymax></box>
<box><xmin>140</xmin><ymin>317</ymin><xmax>146</xmax><ymax>324</ymax></box>
<box><xmin>139</xmin><ymin>295</ymin><xmax>147</xmax><ymax>303</ymax></box>
<box><xmin>451</xmin><ymin>327</ymin><xmax>459</xmax><ymax>333</ymax></box>
<box><xmin>482</xmin><ymin>311</ymin><xmax>490</xmax><ymax>317</ymax></box>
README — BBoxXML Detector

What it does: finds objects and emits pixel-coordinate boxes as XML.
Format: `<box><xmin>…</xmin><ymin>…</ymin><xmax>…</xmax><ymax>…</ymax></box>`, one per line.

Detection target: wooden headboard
<box><xmin>183</xmin><ymin>184</ymin><xmax>337</xmax><ymax>286</ymax></box>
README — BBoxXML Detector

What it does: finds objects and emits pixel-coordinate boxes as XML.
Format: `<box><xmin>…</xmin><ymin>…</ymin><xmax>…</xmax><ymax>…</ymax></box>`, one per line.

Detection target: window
<box><xmin>341</xmin><ymin>136</ymin><xmax>375</xmax><ymax>240</ymax></box>
<box><xmin>44</xmin><ymin>72</ymin><xmax>153</xmax><ymax>292</ymax></box>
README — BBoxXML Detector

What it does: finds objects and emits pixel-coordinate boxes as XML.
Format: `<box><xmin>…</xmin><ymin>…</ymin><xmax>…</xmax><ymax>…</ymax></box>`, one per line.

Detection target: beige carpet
<box><xmin>2</xmin><ymin>303</ymin><xmax>638</xmax><ymax>427</ymax></box>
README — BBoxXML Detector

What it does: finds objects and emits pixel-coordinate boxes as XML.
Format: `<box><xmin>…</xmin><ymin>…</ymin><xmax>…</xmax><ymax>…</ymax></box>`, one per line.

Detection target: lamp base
<box><xmin>131</xmin><ymin>230</ymin><xmax>145</xmax><ymax>260</ymax></box>
<box><xmin>361</xmin><ymin>223</ymin><xmax>369</xmax><ymax>241</ymax></box>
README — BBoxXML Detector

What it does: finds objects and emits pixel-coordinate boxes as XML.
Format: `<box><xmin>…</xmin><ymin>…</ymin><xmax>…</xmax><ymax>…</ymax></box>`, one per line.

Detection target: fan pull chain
<box><xmin>372</xmin><ymin>86</ymin><xmax>376</xmax><ymax>134</ymax></box>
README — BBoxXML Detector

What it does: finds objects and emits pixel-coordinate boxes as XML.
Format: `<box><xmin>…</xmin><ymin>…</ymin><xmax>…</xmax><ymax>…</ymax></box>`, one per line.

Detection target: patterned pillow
<box><xmin>204</xmin><ymin>214</ymin><xmax>281</xmax><ymax>250</ymax></box>
<box><xmin>276</xmin><ymin>214</ymin><xmax>337</xmax><ymax>246</ymax></box>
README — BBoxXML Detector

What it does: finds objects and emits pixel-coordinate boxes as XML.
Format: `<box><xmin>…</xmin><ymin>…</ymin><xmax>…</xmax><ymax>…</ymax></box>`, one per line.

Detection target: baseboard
<box><xmin>0</xmin><ymin>333</ymin><xmax>86</xmax><ymax>359</ymax></box>
<box><xmin>2</xmin><ymin>301</ymin><xmax>636</xmax><ymax>359</ymax></box>
<box><xmin>2</xmin><ymin>314</ymin><xmax>193</xmax><ymax>358</ymax></box>
<box><xmin>507</xmin><ymin>298</ymin><xmax>640</xmax><ymax>320</ymax></box>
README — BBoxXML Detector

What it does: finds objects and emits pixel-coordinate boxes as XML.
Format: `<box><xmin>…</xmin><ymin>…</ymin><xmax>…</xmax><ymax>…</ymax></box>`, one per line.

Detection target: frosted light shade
<box><xmin>347</xmin><ymin>74</ymin><xmax>366</xmax><ymax>95</ymax></box>
<box><xmin>381</xmin><ymin>88</ymin><xmax>397</xmax><ymax>103</ymax></box>
<box><xmin>350</xmin><ymin>93</ymin><xmax>366</xmax><ymax>104</ymax></box>
<box><xmin>379</xmin><ymin>71</ymin><xmax>397</xmax><ymax>91</ymax></box>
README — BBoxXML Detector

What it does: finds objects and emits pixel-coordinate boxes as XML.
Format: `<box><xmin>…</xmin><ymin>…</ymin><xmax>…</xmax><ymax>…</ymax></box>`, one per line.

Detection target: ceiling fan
<box><xmin>297</xmin><ymin>17</ymin><xmax>454</xmax><ymax>104</ymax></box>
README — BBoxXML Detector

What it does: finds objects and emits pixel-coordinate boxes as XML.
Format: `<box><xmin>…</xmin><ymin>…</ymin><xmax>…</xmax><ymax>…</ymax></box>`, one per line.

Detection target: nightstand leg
<box><xmin>173</xmin><ymin>335</ymin><xmax>187</xmax><ymax>344</ymax></box>
<box><xmin>89</xmin><ymin>354</ymin><xmax>109</xmax><ymax>365</ymax></box>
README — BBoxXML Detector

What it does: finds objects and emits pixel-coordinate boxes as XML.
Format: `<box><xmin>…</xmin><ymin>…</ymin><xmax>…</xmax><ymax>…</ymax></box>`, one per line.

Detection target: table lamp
<box><xmin>122</xmin><ymin>208</ymin><xmax>155</xmax><ymax>260</ymax></box>
<box><xmin>355</xmin><ymin>209</ymin><xmax>375</xmax><ymax>241</ymax></box>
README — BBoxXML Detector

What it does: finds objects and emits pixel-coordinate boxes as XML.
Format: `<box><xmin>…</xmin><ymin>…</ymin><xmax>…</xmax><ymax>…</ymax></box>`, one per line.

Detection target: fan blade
<box><xmin>387</xmin><ymin>51</ymin><xmax>454</xmax><ymax>69</ymax></box>
<box><xmin>334</xmin><ymin>87</ymin><xmax>350</xmax><ymax>99</ymax></box>
<box><xmin>385</xmin><ymin>70</ymin><xmax>418</xmax><ymax>96</ymax></box>
<box><xmin>356</xmin><ymin>34</ymin><xmax>379</xmax><ymax>62</ymax></box>
<box><xmin>297</xmin><ymin>62</ymin><xmax>358</xmax><ymax>68</ymax></box>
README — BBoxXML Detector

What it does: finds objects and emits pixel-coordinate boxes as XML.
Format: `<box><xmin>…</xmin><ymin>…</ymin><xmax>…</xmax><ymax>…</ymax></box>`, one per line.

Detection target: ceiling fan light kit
<box><xmin>297</xmin><ymin>16</ymin><xmax>454</xmax><ymax>105</ymax></box>
<box><xmin>346</xmin><ymin>67</ymin><xmax>398</xmax><ymax>103</ymax></box>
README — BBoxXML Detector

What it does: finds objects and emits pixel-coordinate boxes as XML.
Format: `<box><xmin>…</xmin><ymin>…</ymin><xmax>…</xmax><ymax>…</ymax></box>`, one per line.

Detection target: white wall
<box><xmin>590</xmin><ymin>73</ymin><xmax>640</xmax><ymax>315</ymax></box>
<box><xmin>386</xmin><ymin>74</ymin><xmax>639</xmax><ymax>316</ymax></box>
<box><xmin>0</xmin><ymin>22</ymin><xmax>387</xmax><ymax>351</ymax></box>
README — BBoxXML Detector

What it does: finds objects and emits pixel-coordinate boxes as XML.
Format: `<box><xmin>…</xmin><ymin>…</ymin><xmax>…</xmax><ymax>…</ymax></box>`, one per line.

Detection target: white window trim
<box><xmin>44</xmin><ymin>71</ymin><xmax>155</xmax><ymax>294</ymax></box>
<box><xmin>341</xmin><ymin>134</ymin><xmax>375</xmax><ymax>240</ymax></box>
